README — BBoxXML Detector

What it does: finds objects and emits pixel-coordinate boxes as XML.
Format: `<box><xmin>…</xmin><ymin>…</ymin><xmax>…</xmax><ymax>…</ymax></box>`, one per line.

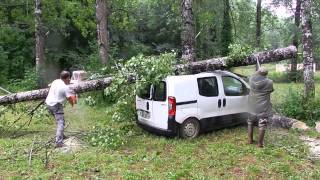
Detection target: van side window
<box><xmin>137</xmin><ymin>84</ymin><xmax>151</xmax><ymax>99</ymax></box>
<box><xmin>222</xmin><ymin>76</ymin><xmax>245</xmax><ymax>96</ymax></box>
<box><xmin>197</xmin><ymin>77</ymin><xmax>219</xmax><ymax>97</ymax></box>
<box><xmin>153</xmin><ymin>81</ymin><xmax>166</xmax><ymax>101</ymax></box>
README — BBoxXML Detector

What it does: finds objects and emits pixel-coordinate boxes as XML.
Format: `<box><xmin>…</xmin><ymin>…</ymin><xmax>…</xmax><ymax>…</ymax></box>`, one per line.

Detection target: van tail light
<box><xmin>168</xmin><ymin>96</ymin><xmax>176</xmax><ymax>116</ymax></box>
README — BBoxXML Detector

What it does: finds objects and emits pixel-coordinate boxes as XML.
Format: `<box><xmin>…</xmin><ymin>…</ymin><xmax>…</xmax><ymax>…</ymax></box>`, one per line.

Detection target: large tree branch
<box><xmin>0</xmin><ymin>46</ymin><xmax>297</xmax><ymax>105</ymax></box>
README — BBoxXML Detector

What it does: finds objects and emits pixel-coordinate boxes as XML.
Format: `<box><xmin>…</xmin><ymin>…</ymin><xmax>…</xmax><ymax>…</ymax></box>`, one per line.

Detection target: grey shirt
<box><xmin>249</xmin><ymin>72</ymin><xmax>274</xmax><ymax>118</ymax></box>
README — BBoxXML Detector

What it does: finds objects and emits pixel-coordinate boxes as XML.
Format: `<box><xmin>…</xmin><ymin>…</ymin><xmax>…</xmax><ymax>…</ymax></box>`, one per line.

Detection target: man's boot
<box><xmin>257</xmin><ymin>129</ymin><xmax>265</xmax><ymax>148</ymax></box>
<box><xmin>248</xmin><ymin>124</ymin><xmax>254</xmax><ymax>144</ymax></box>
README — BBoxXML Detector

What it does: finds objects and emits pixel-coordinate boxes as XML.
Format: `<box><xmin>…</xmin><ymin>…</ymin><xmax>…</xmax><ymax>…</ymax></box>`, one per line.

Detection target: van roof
<box><xmin>167</xmin><ymin>70</ymin><xmax>239</xmax><ymax>80</ymax></box>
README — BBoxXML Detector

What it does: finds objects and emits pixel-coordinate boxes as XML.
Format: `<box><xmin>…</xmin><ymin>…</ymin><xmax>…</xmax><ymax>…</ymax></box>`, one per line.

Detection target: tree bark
<box><xmin>96</xmin><ymin>0</ymin><xmax>108</xmax><ymax>65</ymax></box>
<box><xmin>0</xmin><ymin>78</ymin><xmax>113</xmax><ymax>105</ymax></box>
<box><xmin>221</xmin><ymin>0</ymin><xmax>232</xmax><ymax>56</ymax></box>
<box><xmin>175</xmin><ymin>46</ymin><xmax>297</xmax><ymax>73</ymax></box>
<box><xmin>301</xmin><ymin>0</ymin><xmax>315</xmax><ymax>98</ymax></box>
<box><xmin>35</xmin><ymin>0</ymin><xmax>46</xmax><ymax>88</ymax></box>
<box><xmin>181</xmin><ymin>0</ymin><xmax>196</xmax><ymax>62</ymax></box>
<box><xmin>255</xmin><ymin>0</ymin><xmax>262</xmax><ymax>48</ymax></box>
<box><xmin>291</xmin><ymin>0</ymin><xmax>301</xmax><ymax>73</ymax></box>
<box><xmin>0</xmin><ymin>46</ymin><xmax>297</xmax><ymax>105</ymax></box>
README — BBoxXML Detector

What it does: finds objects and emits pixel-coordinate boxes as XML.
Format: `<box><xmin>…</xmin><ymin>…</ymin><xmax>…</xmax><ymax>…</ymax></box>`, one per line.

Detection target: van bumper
<box><xmin>136</xmin><ymin>116</ymin><xmax>179</xmax><ymax>136</ymax></box>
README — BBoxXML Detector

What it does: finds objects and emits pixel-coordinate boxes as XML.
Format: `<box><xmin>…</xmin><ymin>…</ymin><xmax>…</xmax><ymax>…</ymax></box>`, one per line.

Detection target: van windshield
<box><xmin>137</xmin><ymin>84</ymin><xmax>151</xmax><ymax>99</ymax></box>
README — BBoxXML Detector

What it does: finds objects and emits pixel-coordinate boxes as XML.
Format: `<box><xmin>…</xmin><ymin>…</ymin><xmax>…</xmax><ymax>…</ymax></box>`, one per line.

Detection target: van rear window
<box><xmin>153</xmin><ymin>82</ymin><xmax>166</xmax><ymax>101</ymax></box>
<box><xmin>137</xmin><ymin>84</ymin><xmax>151</xmax><ymax>99</ymax></box>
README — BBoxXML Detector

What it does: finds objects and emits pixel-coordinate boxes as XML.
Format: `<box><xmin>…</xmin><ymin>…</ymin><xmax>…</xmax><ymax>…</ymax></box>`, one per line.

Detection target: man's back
<box><xmin>249</xmin><ymin>73</ymin><xmax>274</xmax><ymax>118</ymax></box>
<box><xmin>45</xmin><ymin>79</ymin><xmax>71</xmax><ymax>106</ymax></box>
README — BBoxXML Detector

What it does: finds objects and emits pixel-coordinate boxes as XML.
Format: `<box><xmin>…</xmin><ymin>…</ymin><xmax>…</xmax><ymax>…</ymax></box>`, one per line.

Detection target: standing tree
<box><xmin>256</xmin><ymin>0</ymin><xmax>262</xmax><ymax>48</ymax></box>
<box><xmin>301</xmin><ymin>0</ymin><xmax>315</xmax><ymax>97</ymax></box>
<box><xmin>181</xmin><ymin>0</ymin><xmax>196</xmax><ymax>62</ymax></box>
<box><xmin>221</xmin><ymin>0</ymin><xmax>232</xmax><ymax>56</ymax></box>
<box><xmin>291</xmin><ymin>0</ymin><xmax>301</xmax><ymax>74</ymax></box>
<box><xmin>96</xmin><ymin>0</ymin><xmax>108</xmax><ymax>65</ymax></box>
<box><xmin>35</xmin><ymin>0</ymin><xmax>46</xmax><ymax>88</ymax></box>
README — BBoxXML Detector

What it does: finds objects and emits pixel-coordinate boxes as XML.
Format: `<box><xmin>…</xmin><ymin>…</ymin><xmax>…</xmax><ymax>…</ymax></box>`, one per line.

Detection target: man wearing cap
<box><xmin>45</xmin><ymin>71</ymin><xmax>77</xmax><ymax>148</ymax></box>
<box><xmin>247</xmin><ymin>67</ymin><xmax>274</xmax><ymax>148</ymax></box>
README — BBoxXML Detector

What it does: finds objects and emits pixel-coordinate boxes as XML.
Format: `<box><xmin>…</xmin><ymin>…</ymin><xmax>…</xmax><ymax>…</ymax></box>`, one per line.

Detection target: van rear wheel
<box><xmin>180</xmin><ymin>118</ymin><xmax>200</xmax><ymax>138</ymax></box>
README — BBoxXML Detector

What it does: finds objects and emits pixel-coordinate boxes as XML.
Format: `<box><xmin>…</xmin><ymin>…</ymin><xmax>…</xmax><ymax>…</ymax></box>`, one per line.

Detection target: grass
<box><xmin>1</xmin><ymin>64</ymin><xmax>320</xmax><ymax>178</ymax></box>
<box><xmin>1</xmin><ymin>100</ymin><xmax>320</xmax><ymax>179</ymax></box>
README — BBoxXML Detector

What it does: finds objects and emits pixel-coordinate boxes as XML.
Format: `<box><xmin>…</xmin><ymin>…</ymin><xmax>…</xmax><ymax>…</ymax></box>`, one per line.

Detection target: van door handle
<box><xmin>146</xmin><ymin>102</ymin><xmax>149</xmax><ymax>110</ymax></box>
<box><xmin>223</xmin><ymin>98</ymin><xmax>226</xmax><ymax>107</ymax></box>
<box><xmin>218</xmin><ymin>99</ymin><xmax>221</xmax><ymax>108</ymax></box>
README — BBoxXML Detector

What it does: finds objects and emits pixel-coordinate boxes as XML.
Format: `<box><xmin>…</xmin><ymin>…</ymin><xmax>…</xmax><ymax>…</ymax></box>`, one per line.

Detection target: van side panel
<box><xmin>167</xmin><ymin>76</ymin><xmax>199</xmax><ymax>124</ymax></box>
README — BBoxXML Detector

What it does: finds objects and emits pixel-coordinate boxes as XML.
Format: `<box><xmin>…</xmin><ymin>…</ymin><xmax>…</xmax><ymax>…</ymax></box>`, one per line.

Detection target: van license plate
<box><xmin>138</xmin><ymin>110</ymin><xmax>150</xmax><ymax>119</ymax></box>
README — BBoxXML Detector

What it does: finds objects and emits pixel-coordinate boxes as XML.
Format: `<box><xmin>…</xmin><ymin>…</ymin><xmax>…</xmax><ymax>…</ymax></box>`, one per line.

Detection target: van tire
<box><xmin>180</xmin><ymin>118</ymin><xmax>200</xmax><ymax>139</ymax></box>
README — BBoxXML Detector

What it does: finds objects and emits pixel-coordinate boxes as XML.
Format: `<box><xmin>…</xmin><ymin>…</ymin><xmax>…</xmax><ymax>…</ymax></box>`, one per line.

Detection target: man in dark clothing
<box><xmin>247</xmin><ymin>67</ymin><xmax>274</xmax><ymax>148</ymax></box>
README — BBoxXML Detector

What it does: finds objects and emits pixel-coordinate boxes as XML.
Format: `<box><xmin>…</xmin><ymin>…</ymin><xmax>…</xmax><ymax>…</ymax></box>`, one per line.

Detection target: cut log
<box><xmin>175</xmin><ymin>45</ymin><xmax>297</xmax><ymax>73</ymax></box>
<box><xmin>0</xmin><ymin>77</ymin><xmax>112</xmax><ymax>105</ymax></box>
<box><xmin>270</xmin><ymin>114</ymin><xmax>309</xmax><ymax>130</ymax></box>
<box><xmin>0</xmin><ymin>46</ymin><xmax>297</xmax><ymax>105</ymax></box>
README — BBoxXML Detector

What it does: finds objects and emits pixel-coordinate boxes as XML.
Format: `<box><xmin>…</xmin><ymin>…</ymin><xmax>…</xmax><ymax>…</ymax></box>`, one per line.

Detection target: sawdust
<box><xmin>55</xmin><ymin>136</ymin><xmax>86</xmax><ymax>153</ymax></box>
<box><xmin>299</xmin><ymin>136</ymin><xmax>320</xmax><ymax>159</ymax></box>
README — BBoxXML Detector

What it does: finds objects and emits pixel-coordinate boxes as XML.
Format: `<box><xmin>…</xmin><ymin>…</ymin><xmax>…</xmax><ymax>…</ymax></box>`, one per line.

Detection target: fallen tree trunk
<box><xmin>175</xmin><ymin>46</ymin><xmax>297</xmax><ymax>73</ymax></box>
<box><xmin>270</xmin><ymin>114</ymin><xmax>309</xmax><ymax>130</ymax></box>
<box><xmin>0</xmin><ymin>46</ymin><xmax>296</xmax><ymax>105</ymax></box>
<box><xmin>0</xmin><ymin>77</ymin><xmax>112</xmax><ymax>105</ymax></box>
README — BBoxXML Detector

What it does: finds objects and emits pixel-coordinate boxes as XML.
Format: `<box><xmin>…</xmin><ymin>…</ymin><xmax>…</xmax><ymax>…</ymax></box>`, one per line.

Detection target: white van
<box><xmin>136</xmin><ymin>70</ymin><xmax>250</xmax><ymax>138</ymax></box>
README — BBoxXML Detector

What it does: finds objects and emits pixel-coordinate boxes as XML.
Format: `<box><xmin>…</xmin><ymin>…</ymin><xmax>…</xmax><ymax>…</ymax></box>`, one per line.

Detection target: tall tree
<box><xmin>96</xmin><ymin>0</ymin><xmax>108</xmax><ymax>65</ymax></box>
<box><xmin>256</xmin><ymin>0</ymin><xmax>262</xmax><ymax>48</ymax></box>
<box><xmin>221</xmin><ymin>0</ymin><xmax>232</xmax><ymax>56</ymax></box>
<box><xmin>290</xmin><ymin>0</ymin><xmax>301</xmax><ymax>73</ymax></box>
<box><xmin>35</xmin><ymin>0</ymin><xmax>45</xmax><ymax>88</ymax></box>
<box><xmin>301</xmin><ymin>0</ymin><xmax>315</xmax><ymax>97</ymax></box>
<box><xmin>181</xmin><ymin>0</ymin><xmax>196</xmax><ymax>62</ymax></box>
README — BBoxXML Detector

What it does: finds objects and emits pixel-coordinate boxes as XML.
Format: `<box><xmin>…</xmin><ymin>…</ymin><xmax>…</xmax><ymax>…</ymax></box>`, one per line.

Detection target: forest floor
<box><xmin>1</xmin><ymin>64</ymin><xmax>320</xmax><ymax>179</ymax></box>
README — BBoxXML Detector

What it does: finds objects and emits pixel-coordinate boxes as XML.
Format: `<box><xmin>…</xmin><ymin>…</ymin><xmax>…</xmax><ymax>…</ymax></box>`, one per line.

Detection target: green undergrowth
<box><xmin>0</xmin><ymin>98</ymin><xmax>320</xmax><ymax>178</ymax></box>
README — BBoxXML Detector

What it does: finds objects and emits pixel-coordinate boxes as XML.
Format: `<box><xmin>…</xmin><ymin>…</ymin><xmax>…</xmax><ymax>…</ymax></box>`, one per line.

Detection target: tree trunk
<box><xmin>96</xmin><ymin>0</ymin><xmax>108</xmax><ymax>65</ymax></box>
<box><xmin>35</xmin><ymin>0</ymin><xmax>46</xmax><ymax>88</ymax></box>
<box><xmin>255</xmin><ymin>0</ymin><xmax>262</xmax><ymax>71</ymax></box>
<box><xmin>256</xmin><ymin>0</ymin><xmax>262</xmax><ymax>48</ymax></box>
<box><xmin>301</xmin><ymin>0</ymin><xmax>315</xmax><ymax>98</ymax></box>
<box><xmin>0</xmin><ymin>77</ymin><xmax>113</xmax><ymax>105</ymax></box>
<box><xmin>291</xmin><ymin>0</ymin><xmax>301</xmax><ymax>73</ymax></box>
<box><xmin>0</xmin><ymin>46</ymin><xmax>297</xmax><ymax>105</ymax></box>
<box><xmin>175</xmin><ymin>46</ymin><xmax>297</xmax><ymax>73</ymax></box>
<box><xmin>221</xmin><ymin>0</ymin><xmax>232</xmax><ymax>56</ymax></box>
<box><xmin>181</xmin><ymin>0</ymin><xmax>196</xmax><ymax>62</ymax></box>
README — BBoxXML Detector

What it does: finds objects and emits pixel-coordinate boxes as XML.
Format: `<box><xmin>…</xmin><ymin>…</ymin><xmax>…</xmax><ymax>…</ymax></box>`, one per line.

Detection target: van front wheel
<box><xmin>180</xmin><ymin>118</ymin><xmax>200</xmax><ymax>138</ymax></box>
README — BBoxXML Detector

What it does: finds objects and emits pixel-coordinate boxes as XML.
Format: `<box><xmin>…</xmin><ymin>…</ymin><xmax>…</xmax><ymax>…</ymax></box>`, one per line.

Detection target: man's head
<box><xmin>60</xmin><ymin>71</ymin><xmax>71</xmax><ymax>84</ymax></box>
<box><xmin>257</xmin><ymin>67</ymin><xmax>268</xmax><ymax>76</ymax></box>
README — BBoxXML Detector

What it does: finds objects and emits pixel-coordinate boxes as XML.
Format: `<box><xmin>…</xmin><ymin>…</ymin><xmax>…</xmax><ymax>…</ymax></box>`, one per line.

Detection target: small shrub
<box><xmin>84</xmin><ymin>96</ymin><xmax>96</xmax><ymax>106</ymax></box>
<box><xmin>275</xmin><ymin>89</ymin><xmax>320</xmax><ymax>126</ymax></box>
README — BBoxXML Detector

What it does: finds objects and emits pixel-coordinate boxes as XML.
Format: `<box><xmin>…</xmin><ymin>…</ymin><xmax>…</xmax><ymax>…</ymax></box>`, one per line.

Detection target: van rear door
<box><xmin>151</xmin><ymin>81</ymin><xmax>168</xmax><ymax>130</ymax></box>
<box><xmin>136</xmin><ymin>85</ymin><xmax>153</xmax><ymax>123</ymax></box>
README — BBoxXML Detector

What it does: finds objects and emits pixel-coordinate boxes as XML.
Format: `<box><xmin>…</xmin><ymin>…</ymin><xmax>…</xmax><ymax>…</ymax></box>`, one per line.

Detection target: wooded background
<box><xmin>0</xmin><ymin>0</ymin><xmax>319</xmax><ymax>94</ymax></box>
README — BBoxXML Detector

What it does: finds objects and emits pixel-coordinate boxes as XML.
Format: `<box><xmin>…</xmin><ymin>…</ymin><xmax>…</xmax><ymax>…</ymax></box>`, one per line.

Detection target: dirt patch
<box><xmin>299</xmin><ymin>136</ymin><xmax>320</xmax><ymax>159</ymax></box>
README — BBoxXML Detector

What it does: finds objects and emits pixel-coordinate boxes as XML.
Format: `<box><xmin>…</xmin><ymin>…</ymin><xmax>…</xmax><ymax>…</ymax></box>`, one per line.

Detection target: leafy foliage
<box><xmin>86</xmin><ymin>53</ymin><xmax>175</xmax><ymax>148</ymax></box>
<box><xmin>87</xmin><ymin>126</ymin><xmax>133</xmax><ymax>149</ymax></box>
<box><xmin>275</xmin><ymin>88</ymin><xmax>320</xmax><ymax>126</ymax></box>
<box><xmin>105</xmin><ymin>53</ymin><xmax>176</xmax><ymax>121</ymax></box>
